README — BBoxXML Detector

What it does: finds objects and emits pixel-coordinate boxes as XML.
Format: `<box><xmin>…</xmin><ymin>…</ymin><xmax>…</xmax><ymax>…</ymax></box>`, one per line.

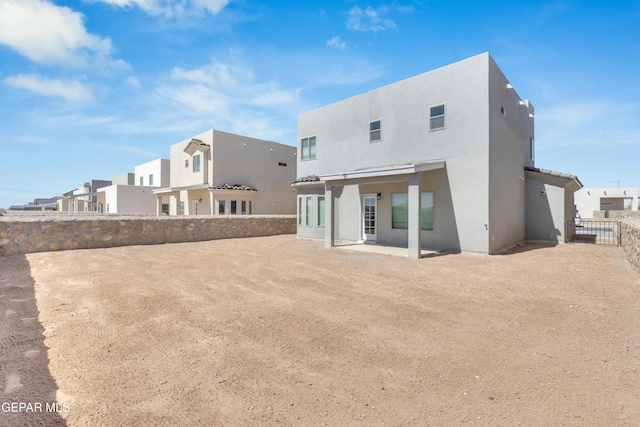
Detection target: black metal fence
<box><xmin>566</xmin><ymin>219</ymin><xmax>621</xmax><ymax>246</ymax></box>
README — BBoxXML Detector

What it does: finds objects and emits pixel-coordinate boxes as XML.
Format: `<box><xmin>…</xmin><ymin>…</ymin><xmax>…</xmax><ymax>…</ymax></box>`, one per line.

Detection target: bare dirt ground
<box><xmin>2</xmin><ymin>235</ymin><xmax>640</xmax><ymax>426</ymax></box>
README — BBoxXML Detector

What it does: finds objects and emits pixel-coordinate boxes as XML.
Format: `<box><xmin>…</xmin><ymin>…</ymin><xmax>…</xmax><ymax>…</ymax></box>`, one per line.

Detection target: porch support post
<box><xmin>325</xmin><ymin>183</ymin><xmax>335</xmax><ymax>249</ymax></box>
<box><xmin>175</xmin><ymin>192</ymin><xmax>181</xmax><ymax>216</ymax></box>
<box><xmin>156</xmin><ymin>195</ymin><xmax>162</xmax><ymax>215</ymax></box>
<box><xmin>209</xmin><ymin>190</ymin><xmax>215</xmax><ymax>215</ymax></box>
<box><xmin>408</xmin><ymin>172</ymin><xmax>422</xmax><ymax>259</ymax></box>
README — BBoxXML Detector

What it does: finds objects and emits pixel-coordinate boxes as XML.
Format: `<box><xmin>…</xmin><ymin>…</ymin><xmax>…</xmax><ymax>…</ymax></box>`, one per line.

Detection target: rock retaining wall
<box><xmin>621</xmin><ymin>218</ymin><xmax>640</xmax><ymax>275</ymax></box>
<box><xmin>0</xmin><ymin>215</ymin><xmax>296</xmax><ymax>256</ymax></box>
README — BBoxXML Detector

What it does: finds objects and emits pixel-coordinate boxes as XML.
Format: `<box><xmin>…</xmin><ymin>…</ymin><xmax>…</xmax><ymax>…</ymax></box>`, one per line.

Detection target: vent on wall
<box><xmin>278</xmin><ymin>162</ymin><xmax>287</xmax><ymax>167</ymax></box>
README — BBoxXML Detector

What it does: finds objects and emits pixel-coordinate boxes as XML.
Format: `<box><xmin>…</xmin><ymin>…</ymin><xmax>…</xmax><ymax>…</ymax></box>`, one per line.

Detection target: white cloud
<box><xmin>347</xmin><ymin>6</ymin><xmax>396</xmax><ymax>32</ymax></box>
<box><xmin>536</xmin><ymin>98</ymin><xmax>640</xmax><ymax>147</ymax></box>
<box><xmin>3</xmin><ymin>74</ymin><xmax>94</xmax><ymax>102</ymax></box>
<box><xmin>327</xmin><ymin>36</ymin><xmax>347</xmax><ymax>50</ymax></box>
<box><xmin>92</xmin><ymin>0</ymin><xmax>229</xmax><ymax>18</ymax></box>
<box><xmin>150</xmin><ymin>60</ymin><xmax>302</xmax><ymax>139</ymax></box>
<box><xmin>0</xmin><ymin>0</ymin><xmax>118</xmax><ymax>68</ymax></box>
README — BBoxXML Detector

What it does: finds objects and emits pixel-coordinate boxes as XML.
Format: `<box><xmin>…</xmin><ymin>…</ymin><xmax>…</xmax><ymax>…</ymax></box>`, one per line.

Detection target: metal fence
<box><xmin>566</xmin><ymin>220</ymin><xmax>621</xmax><ymax>246</ymax></box>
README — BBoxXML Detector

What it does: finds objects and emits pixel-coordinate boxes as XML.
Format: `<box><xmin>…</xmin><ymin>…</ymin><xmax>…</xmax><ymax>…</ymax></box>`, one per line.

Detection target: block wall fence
<box><xmin>0</xmin><ymin>215</ymin><xmax>296</xmax><ymax>256</ymax></box>
<box><xmin>621</xmin><ymin>218</ymin><xmax>640</xmax><ymax>276</ymax></box>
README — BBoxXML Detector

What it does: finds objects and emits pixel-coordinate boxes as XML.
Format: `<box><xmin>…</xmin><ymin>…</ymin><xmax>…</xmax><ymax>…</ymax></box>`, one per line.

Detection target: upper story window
<box><xmin>193</xmin><ymin>154</ymin><xmax>201</xmax><ymax>172</ymax></box>
<box><xmin>149</xmin><ymin>174</ymin><xmax>154</xmax><ymax>186</ymax></box>
<box><xmin>185</xmin><ymin>159</ymin><xmax>189</xmax><ymax>168</ymax></box>
<box><xmin>430</xmin><ymin>104</ymin><xmax>445</xmax><ymax>130</ymax></box>
<box><xmin>139</xmin><ymin>176</ymin><xmax>144</xmax><ymax>186</ymax></box>
<box><xmin>529</xmin><ymin>137</ymin><xmax>534</xmax><ymax>161</ymax></box>
<box><xmin>301</xmin><ymin>136</ymin><xmax>316</xmax><ymax>160</ymax></box>
<box><xmin>370</xmin><ymin>120</ymin><xmax>381</xmax><ymax>142</ymax></box>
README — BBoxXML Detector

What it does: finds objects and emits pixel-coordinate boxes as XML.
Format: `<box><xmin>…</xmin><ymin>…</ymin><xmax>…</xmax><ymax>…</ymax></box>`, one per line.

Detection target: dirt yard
<box><xmin>2</xmin><ymin>235</ymin><xmax>640</xmax><ymax>426</ymax></box>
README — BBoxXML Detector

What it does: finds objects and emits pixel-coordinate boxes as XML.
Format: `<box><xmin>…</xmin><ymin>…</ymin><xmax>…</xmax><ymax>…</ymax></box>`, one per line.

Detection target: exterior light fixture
<box><xmin>377</xmin><ymin>193</ymin><xmax>381</xmax><ymax>200</ymax></box>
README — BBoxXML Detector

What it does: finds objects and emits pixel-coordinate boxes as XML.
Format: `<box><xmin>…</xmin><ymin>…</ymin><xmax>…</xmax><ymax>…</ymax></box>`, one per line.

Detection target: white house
<box><xmin>153</xmin><ymin>130</ymin><xmax>297</xmax><ymax>216</ymax></box>
<box><xmin>58</xmin><ymin>180</ymin><xmax>112</xmax><ymax>213</ymax></box>
<box><xmin>574</xmin><ymin>187</ymin><xmax>639</xmax><ymax>218</ymax></box>
<box><xmin>293</xmin><ymin>53</ymin><xmax>582</xmax><ymax>257</ymax></box>
<box><xmin>97</xmin><ymin>158</ymin><xmax>170</xmax><ymax>214</ymax></box>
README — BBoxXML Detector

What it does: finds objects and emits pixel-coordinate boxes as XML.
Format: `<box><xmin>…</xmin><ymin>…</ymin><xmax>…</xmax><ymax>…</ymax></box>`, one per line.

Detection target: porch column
<box><xmin>324</xmin><ymin>183</ymin><xmax>335</xmax><ymax>249</ymax></box>
<box><xmin>209</xmin><ymin>191</ymin><xmax>215</xmax><ymax>215</ymax></box>
<box><xmin>156</xmin><ymin>195</ymin><xmax>162</xmax><ymax>215</ymax></box>
<box><xmin>175</xmin><ymin>192</ymin><xmax>181</xmax><ymax>216</ymax></box>
<box><xmin>408</xmin><ymin>172</ymin><xmax>422</xmax><ymax>259</ymax></box>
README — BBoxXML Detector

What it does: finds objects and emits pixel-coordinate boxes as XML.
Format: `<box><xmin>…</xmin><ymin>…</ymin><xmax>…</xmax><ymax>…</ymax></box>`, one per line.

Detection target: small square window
<box><xmin>185</xmin><ymin>159</ymin><xmax>189</xmax><ymax>167</ymax></box>
<box><xmin>370</xmin><ymin>120</ymin><xmax>381</xmax><ymax>142</ymax></box>
<box><xmin>430</xmin><ymin>104</ymin><xmax>445</xmax><ymax>130</ymax></box>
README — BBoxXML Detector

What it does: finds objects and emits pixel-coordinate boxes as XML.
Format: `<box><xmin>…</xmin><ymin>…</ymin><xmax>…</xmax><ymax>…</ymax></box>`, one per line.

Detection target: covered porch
<box><xmin>320</xmin><ymin>160</ymin><xmax>445</xmax><ymax>259</ymax></box>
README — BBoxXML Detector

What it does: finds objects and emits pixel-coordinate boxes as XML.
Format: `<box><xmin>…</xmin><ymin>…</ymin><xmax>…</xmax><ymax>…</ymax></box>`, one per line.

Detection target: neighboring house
<box><xmin>153</xmin><ymin>129</ymin><xmax>296</xmax><ymax>216</ymax></box>
<box><xmin>97</xmin><ymin>159</ymin><xmax>170</xmax><ymax>214</ymax></box>
<box><xmin>574</xmin><ymin>187</ymin><xmax>639</xmax><ymax>218</ymax></box>
<box><xmin>9</xmin><ymin>197</ymin><xmax>60</xmax><ymax>211</ymax></box>
<box><xmin>58</xmin><ymin>180</ymin><xmax>112</xmax><ymax>213</ymax></box>
<box><xmin>293</xmin><ymin>52</ymin><xmax>582</xmax><ymax>258</ymax></box>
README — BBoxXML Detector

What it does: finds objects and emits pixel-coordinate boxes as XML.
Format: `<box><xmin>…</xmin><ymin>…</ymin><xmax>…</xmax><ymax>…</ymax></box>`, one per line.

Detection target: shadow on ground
<box><xmin>0</xmin><ymin>254</ymin><xmax>66</xmax><ymax>426</ymax></box>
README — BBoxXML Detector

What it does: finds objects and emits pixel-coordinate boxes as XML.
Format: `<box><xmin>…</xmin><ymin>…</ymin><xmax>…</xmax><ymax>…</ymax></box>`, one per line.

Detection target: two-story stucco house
<box><xmin>97</xmin><ymin>158</ymin><xmax>170</xmax><ymax>214</ymax></box>
<box><xmin>154</xmin><ymin>129</ymin><xmax>297</xmax><ymax>216</ymax></box>
<box><xmin>293</xmin><ymin>53</ymin><xmax>582</xmax><ymax>257</ymax></box>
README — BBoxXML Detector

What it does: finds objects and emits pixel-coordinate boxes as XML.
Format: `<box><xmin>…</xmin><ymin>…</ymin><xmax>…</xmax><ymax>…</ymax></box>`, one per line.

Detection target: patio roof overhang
<box><xmin>319</xmin><ymin>159</ymin><xmax>446</xmax><ymax>185</ymax></box>
<box><xmin>152</xmin><ymin>183</ymin><xmax>209</xmax><ymax>194</ymax></box>
<box><xmin>525</xmin><ymin>166</ymin><xmax>583</xmax><ymax>192</ymax></box>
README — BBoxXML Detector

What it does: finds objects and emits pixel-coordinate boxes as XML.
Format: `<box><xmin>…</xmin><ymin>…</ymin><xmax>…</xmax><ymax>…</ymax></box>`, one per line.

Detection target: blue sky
<box><xmin>0</xmin><ymin>0</ymin><xmax>638</xmax><ymax>208</ymax></box>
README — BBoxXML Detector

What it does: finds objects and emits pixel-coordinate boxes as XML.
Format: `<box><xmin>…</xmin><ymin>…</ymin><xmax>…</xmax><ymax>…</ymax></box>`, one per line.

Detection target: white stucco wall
<box><xmin>574</xmin><ymin>187</ymin><xmax>639</xmax><ymax>218</ymax></box>
<box><xmin>135</xmin><ymin>158</ymin><xmax>170</xmax><ymax>188</ymax></box>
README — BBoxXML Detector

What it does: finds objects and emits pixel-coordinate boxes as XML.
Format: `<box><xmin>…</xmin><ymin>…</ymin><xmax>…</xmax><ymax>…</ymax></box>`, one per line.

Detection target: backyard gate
<box><xmin>566</xmin><ymin>220</ymin><xmax>621</xmax><ymax>246</ymax></box>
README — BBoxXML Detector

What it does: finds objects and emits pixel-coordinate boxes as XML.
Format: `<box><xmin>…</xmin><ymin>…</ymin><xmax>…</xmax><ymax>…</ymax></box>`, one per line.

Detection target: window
<box><xmin>139</xmin><ymin>176</ymin><xmax>144</xmax><ymax>186</ymax></box>
<box><xmin>298</xmin><ymin>197</ymin><xmax>302</xmax><ymax>225</ymax></box>
<box><xmin>218</xmin><ymin>200</ymin><xmax>225</xmax><ymax>215</ymax></box>
<box><xmin>193</xmin><ymin>154</ymin><xmax>201</xmax><ymax>172</ymax></box>
<box><xmin>392</xmin><ymin>192</ymin><xmax>434</xmax><ymax>230</ymax></box>
<box><xmin>179</xmin><ymin>201</ymin><xmax>185</xmax><ymax>215</ymax></box>
<box><xmin>241</xmin><ymin>201</ymin><xmax>247</xmax><ymax>214</ymax></box>
<box><xmin>421</xmin><ymin>192</ymin><xmax>434</xmax><ymax>231</ymax></box>
<box><xmin>185</xmin><ymin>159</ymin><xmax>189</xmax><ymax>168</ymax></box>
<box><xmin>370</xmin><ymin>120</ymin><xmax>381</xmax><ymax>141</ymax></box>
<box><xmin>106</xmin><ymin>203</ymin><xmax>110</xmax><ymax>213</ymax></box>
<box><xmin>162</xmin><ymin>203</ymin><xmax>169</xmax><ymax>215</ymax></box>
<box><xmin>501</xmin><ymin>106</ymin><xmax>507</xmax><ymax>117</ymax></box>
<box><xmin>392</xmin><ymin>194</ymin><xmax>408</xmax><ymax>229</ymax></box>
<box><xmin>231</xmin><ymin>200</ymin><xmax>237</xmax><ymax>214</ymax></box>
<box><xmin>301</xmin><ymin>136</ymin><xmax>316</xmax><ymax>160</ymax></box>
<box><xmin>430</xmin><ymin>104</ymin><xmax>445</xmax><ymax>130</ymax></box>
<box><xmin>305</xmin><ymin>197</ymin><xmax>312</xmax><ymax>226</ymax></box>
<box><xmin>317</xmin><ymin>196</ymin><xmax>325</xmax><ymax>226</ymax></box>
<box><xmin>529</xmin><ymin>137</ymin><xmax>534</xmax><ymax>161</ymax></box>
<box><xmin>149</xmin><ymin>174</ymin><xmax>153</xmax><ymax>186</ymax></box>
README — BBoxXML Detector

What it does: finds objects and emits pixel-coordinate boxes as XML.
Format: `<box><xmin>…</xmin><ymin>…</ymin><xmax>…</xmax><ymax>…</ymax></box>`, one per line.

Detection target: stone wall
<box><xmin>592</xmin><ymin>210</ymin><xmax>640</xmax><ymax>219</ymax></box>
<box><xmin>621</xmin><ymin>218</ymin><xmax>640</xmax><ymax>275</ymax></box>
<box><xmin>0</xmin><ymin>215</ymin><xmax>296</xmax><ymax>256</ymax></box>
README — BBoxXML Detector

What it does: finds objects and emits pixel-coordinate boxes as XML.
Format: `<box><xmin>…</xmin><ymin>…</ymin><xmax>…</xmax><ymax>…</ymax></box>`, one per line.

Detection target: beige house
<box><xmin>154</xmin><ymin>130</ymin><xmax>297</xmax><ymax>216</ymax></box>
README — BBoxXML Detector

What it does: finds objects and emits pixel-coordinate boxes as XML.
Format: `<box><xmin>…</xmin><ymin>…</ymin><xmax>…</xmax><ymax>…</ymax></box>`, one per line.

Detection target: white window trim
<box><xmin>429</xmin><ymin>103</ymin><xmax>446</xmax><ymax>131</ymax></box>
<box><xmin>369</xmin><ymin>119</ymin><xmax>382</xmax><ymax>142</ymax></box>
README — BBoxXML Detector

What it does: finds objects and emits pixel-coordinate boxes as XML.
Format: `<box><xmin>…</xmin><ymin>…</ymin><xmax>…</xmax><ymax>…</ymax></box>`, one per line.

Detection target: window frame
<box><xmin>149</xmin><ymin>174</ymin><xmax>153</xmax><ymax>186</ymax></box>
<box><xmin>305</xmin><ymin>196</ymin><xmax>312</xmax><ymax>226</ymax></box>
<box><xmin>218</xmin><ymin>200</ymin><xmax>225</xmax><ymax>215</ymax></box>
<box><xmin>369</xmin><ymin>120</ymin><xmax>381</xmax><ymax>142</ymax></box>
<box><xmin>300</xmin><ymin>136</ymin><xmax>317</xmax><ymax>160</ymax></box>
<box><xmin>230</xmin><ymin>200</ymin><xmax>237</xmax><ymax>214</ymax></box>
<box><xmin>192</xmin><ymin>154</ymin><xmax>201</xmax><ymax>173</ymax></box>
<box><xmin>139</xmin><ymin>176</ymin><xmax>144</xmax><ymax>186</ymax></box>
<box><xmin>391</xmin><ymin>191</ymin><xmax>435</xmax><ymax>231</ymax></box>
<box><xmin>429</xmin><ymin>104</ymin><xmax>446</xmax><ymax>131</ymax></box>
<box><xmin>317</xmin><ymin>196</ymin><xmax>325</xmax><ymax>227</ymax></box>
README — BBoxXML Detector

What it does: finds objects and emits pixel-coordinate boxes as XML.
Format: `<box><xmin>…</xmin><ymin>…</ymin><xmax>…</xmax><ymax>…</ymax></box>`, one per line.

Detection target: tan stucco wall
<box><xmin>0</xmin><ymin>215</ymin><xmax>296</xmax><ymax>256</ymax></box>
